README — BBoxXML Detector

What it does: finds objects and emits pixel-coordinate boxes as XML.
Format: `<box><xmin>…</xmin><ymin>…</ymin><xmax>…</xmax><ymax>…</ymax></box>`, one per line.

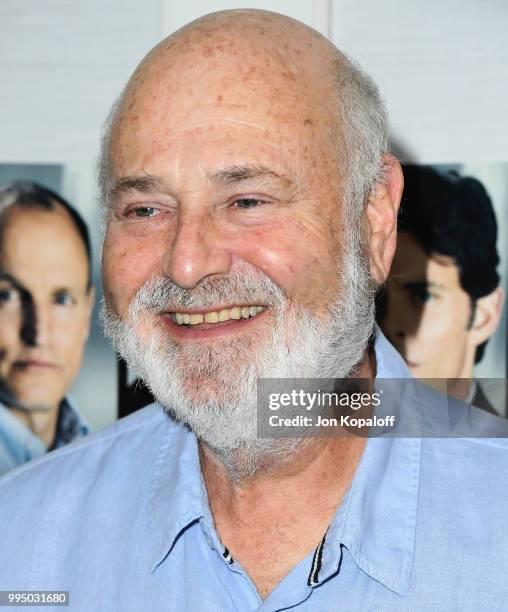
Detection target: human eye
<box><xmin>53</xmin><ymin>290</ymin><xmax>76</xmax><ymax>306</ymax></box>
<box><xmin>0</xmin><ymin>285</ymin><xmax>20</xmax><ymax>309</ymax></box>
<box><xmin>127</xmin><ymin>206</ymin><xmax>160</xmax><ymax>218</ymax></box>
<box><xmin>409</xmin><ymin>287</ymin><xmax>436</xmax><ymax>305</ymax></box>
<box><xmin>0</xmin><ymin>287</ymin><xmax>15</xmax><ymax>303</ymax></box>
<box><xmin>233</xmin><ymin>198</ymin><xmax>265</xmax><ymax>209</ymax></box>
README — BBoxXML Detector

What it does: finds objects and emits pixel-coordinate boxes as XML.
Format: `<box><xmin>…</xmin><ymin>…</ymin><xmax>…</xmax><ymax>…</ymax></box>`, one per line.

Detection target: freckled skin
<box><xmin>103</xmin><ymin>12</ymin><xmax>346</xmax><ymax>327</ymax></box>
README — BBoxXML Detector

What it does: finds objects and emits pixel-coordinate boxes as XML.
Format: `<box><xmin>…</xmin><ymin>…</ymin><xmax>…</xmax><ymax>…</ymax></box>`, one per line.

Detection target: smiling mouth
<box><xmin>169</xmin><ymin>305</ymin><xmax>265</xmax><ymax>326</ymax></box>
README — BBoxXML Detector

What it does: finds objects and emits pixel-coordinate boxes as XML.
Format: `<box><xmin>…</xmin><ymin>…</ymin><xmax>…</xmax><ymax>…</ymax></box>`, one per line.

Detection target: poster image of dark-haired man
<box><xmin>378</xmin><ymin>165</ymin><xmax>504</xmax><ymax>412</ymax></box>
<box><xmin>0</xmin><ymin>181</ymin><xmax>94</xmax><ymax>475</ymax></box>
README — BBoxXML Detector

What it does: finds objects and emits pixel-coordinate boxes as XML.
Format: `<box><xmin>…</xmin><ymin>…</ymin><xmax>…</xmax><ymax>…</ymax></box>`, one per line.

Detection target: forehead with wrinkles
<box><xmin>109</xmin><ymin>10</ymin><xmax>340</xmax><ymax>174</ymax></box>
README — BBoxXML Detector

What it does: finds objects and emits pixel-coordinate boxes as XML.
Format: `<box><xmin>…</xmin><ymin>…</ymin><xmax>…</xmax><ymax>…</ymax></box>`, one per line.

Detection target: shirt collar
<box><xmin>0</xmin><ymin>397</ymin><xmax>87</xmax><ymax>447</ymax></box>
<box><xmin>315</xmin><ymin>329</ymin><xmax>421</xmax><ymax>595</ymax></box>
<box><xmin>51</xmin><ymin>397</ymin><xmax>89</xmax><ymax>449</ymax></box>
<box><xmin>148</xmin><ymin>418</ymin><xmax>206</xmax><ymax>571</ymax></box>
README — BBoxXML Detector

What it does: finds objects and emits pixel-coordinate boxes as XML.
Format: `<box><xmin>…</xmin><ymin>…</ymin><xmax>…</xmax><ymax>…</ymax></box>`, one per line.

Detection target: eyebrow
<box><xmin>209</xmin><ymin>165</ymin><xmax>292</xmax><ymax>186</ymax></box>
<box><xmin>110</xmin><ymin>165</ymin><xmax>292</xmax><ymax>200</ymax></box>
<box><xmin>0</xmin><ymin>271</ymin><xmax>25</xmax><ymax>292</ymax></box>
<box><xmin>111</xmin><ymin>175</ymin><xmax>164</xmax><ymax>197</ymax></box>
<box><xmin>0</xmin><ymin>272</ymin><xmax>84</xmax><ymax>296</ymax></box>
<box><xmin>402</xmin><ymin>280</ymin><xmax>447</xmax><ymax>291</ymax></box>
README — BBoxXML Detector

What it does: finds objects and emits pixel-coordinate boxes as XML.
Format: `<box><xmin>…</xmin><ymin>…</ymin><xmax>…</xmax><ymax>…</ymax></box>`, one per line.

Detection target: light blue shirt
<box><xmin>0</xmin><ymin>332</ymin><xmax>507</xmax><ymax>611</ymax></box>
<box><xmin>0</xmin><ymin>398</ymin><xmax>89</xmax><ymax>477</ymax></box>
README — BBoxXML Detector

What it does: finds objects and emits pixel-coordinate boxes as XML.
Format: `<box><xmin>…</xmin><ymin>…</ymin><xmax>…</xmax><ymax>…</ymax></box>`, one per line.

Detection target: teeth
<box><xmin>172</xmin><ymin>305</ymin><xmax>265</xmax><ymax>326</ymax></box>
<box><xmin>218</xmin><ymin>309</ymin><xmax>230</xmax><ymax>322</ymax></box>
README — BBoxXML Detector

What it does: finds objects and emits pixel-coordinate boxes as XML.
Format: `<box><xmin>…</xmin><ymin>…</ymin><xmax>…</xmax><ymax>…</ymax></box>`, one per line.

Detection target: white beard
<box><xmin>101</xmin><ymin>231</ymin><xmax>375</xmax><ymax>481</ymax></box>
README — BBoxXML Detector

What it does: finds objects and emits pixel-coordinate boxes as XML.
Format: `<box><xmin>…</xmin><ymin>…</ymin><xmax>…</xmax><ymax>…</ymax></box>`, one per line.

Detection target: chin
<box><xmin>22</xmin><ymin>401</ymin><xmax>59</xmax><ymax>412</ymax></box>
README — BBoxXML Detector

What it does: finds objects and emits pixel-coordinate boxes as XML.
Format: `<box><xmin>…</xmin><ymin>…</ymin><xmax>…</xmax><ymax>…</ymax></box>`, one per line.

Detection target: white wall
<box><xmin>331</xmin><ymin>0</ymin><xmax>508</xmax><ymax>163</ymax></box>
<box><xmin>0</xmin><ymin>0</ymin><xmax>161</xmax><ymax>164</ymax></box>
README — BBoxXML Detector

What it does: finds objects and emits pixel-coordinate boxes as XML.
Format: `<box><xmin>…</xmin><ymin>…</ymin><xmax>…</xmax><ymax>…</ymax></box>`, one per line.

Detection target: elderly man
<box><xmin>0</xmin><ymin>10</ymin><xmax>507</xmax><ymax>611</ymax></box>
<box><xmin>0</xmin><ymin>181</ymin><xmax>93</xmax><ymax>476</ymax></box>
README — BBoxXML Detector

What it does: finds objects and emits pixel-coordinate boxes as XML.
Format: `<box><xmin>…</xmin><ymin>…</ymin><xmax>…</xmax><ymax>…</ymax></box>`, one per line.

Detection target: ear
<box><xmin>365</xmin><ymin>154</ymin><xmax>404</xmax><ymax>284</ymax></box>
<box><xmin>468</xmin><ymin>287</ymin><xmax>504</xmax><ymax>348</ymax></box>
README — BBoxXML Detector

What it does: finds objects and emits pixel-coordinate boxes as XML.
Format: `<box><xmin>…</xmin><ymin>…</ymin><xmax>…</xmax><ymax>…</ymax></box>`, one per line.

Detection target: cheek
<box><xmin>237</xmin><ymin>222</ymin><xmax>339</xmax><ymax>309</ymax></box>
<box><xmin>0</xmin><ymin>325</ymin><xmax>20</xmax><ymax>356</ymax></box>
<box><xmin>52</xmin><ymin>323</ymin><xmax>87</xmax><ymax>376</ymax></box>
<box><xmin>102</xmin><ymin>228</ymin><xmax>165</xmax><ymax>314</ymax></box>
<box><xmin>419</xmin><ymin>309</ymin><xmax>452</xmax><ymax>337</ymax></box>
<box><xmin>416</xmin><ymin>305</ymin><xmax>469</xmax><ymax>358</ymax></box>
<box><xmin>0</xmin><ymin>323</ymin><xmax>21</xmax><ymax>380</ymax></box>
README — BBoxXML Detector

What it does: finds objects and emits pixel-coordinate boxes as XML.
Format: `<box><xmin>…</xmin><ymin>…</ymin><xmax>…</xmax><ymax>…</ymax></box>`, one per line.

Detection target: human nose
<box><xmin>161</xmin><ymin>208</ymin><xmax>232</xmax><ymax>289</ymax></box>
<box><xmin>391</xmin><ymin>309</ymin><xmax>423</xmax><ymax>342</ymax></box>
<box><xmin>20</xmin><ymin>299</ymin><xmax>52</xmax><ymax>348</ymax></box>
<box><xmin>380</xmin><ymin>294</ymin><xmax>409</xmax><ymax>341</ymax></box>
<box><xmin>387</xmin><ymin>309</ymin><xmax>412</xmax><ymax>340</ymax></box>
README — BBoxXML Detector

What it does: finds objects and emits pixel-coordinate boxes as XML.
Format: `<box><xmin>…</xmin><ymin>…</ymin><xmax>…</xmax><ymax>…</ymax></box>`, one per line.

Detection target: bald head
<box><xmin>100</xmin><ymin>9</ymin><xmax>388</xmax><ymax>219</ymax></box>
<box><xmin>117</xmin><ymin>10</ymin><xmax>338</xmax><ymax>133</ymax></box>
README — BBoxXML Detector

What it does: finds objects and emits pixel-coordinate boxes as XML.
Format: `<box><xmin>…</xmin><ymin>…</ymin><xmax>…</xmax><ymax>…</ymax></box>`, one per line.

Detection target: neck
<box><xmin>446</xmin><ymin>378</ymin><xmax>474</xmax><ymax>402</ymax></box>
<box><xmin>202</xmin><ymin>437</ymin><xmax>367</xmax><ymax>598</ymax></box>
<box><xmin>201</xmin><ymin>431</ymin><xmax>366</xmax><ymax>516</ymax></box>
<box><xmin>199</xmin><ymin>348</ymin><xmax>375</xmax><ymax>597</ymax></box>
<box><xmin>447</xmin><ymin>353</ymin><xmax>475</xmax><ymax>402</ymax></box>
<box><xmin>9</xmin><ymin>403</ymin><xmax>60</xmax><ymax>449</ymax></box>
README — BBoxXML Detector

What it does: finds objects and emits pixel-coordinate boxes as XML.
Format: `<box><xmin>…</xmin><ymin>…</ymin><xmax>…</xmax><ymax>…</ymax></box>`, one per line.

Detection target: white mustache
<box><xmin>132</xmin><ymin>269</ymin><xmax>286</xmax><ymax>314</ymax></box>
